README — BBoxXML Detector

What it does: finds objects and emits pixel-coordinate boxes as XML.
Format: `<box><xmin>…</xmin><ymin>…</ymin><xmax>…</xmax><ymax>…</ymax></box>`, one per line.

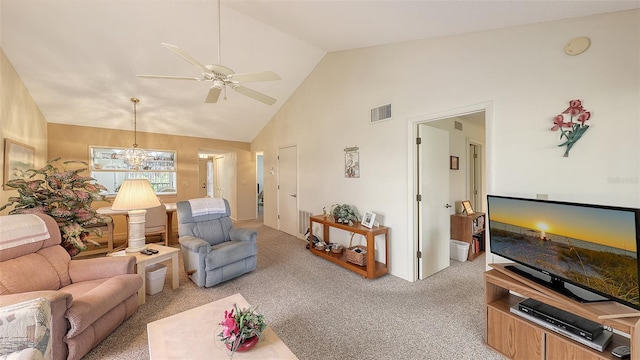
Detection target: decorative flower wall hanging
<box><xmin>551</xmin><ymin>99</ymin><xmax>591</xmax><ymax>157</ymax></box>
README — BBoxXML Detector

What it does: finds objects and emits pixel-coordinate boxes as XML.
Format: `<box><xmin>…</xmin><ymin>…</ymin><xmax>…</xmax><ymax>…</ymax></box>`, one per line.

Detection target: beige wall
<box><xmin>1</xmin><ymin>48</ymin><xmax>48</xmax><ymax>210</ymax></box>
<box><xmin>47</xmin><ymin>123</ymin><xmax>257</xmax><ymax>239</ymax></box>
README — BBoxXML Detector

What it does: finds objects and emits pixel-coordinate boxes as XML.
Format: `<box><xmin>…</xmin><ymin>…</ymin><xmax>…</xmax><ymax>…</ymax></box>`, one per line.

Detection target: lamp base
<box><xmin>125</xmin><ymin>243</ymin><xmax>148</xmax><ymax>253</ymax></box>
<box><xmin>125</xmin><ymin>209</ymin><xmax>147</xmax><ymax>253</ymax></box>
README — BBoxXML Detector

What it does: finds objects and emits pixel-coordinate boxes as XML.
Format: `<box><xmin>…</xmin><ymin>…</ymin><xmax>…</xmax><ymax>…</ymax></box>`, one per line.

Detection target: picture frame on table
<box><xmin>3</xmin><ymin>139</ymin><xmax>35</xmax><ymax>190</ymax></box>
<box><xmin>461</xmin><ymin>200</ymin><xmax>474</xmax><ymax>215</ymax></box>
<box><xmin>361</xmin><ymin>211</ymin><xmax>376</xmax><ymax>228</ymax></box>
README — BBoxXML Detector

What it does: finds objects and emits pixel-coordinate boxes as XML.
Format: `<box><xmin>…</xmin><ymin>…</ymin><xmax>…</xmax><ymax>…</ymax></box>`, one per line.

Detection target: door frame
<box><xmin>407</xmin><ymin>101</ymin><xmax>494</xmax><ymax>281</ymax></box>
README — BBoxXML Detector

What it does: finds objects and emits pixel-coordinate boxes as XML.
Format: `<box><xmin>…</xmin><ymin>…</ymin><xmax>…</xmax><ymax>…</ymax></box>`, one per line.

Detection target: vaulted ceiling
<box><xmin>2</xmin><ymin>1</ymin><xmax>638</xmax><ymax>142</ymax></box>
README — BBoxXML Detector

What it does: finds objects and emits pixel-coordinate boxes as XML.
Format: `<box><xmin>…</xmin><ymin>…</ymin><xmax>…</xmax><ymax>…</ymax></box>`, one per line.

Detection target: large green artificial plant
<box><xmin>0</xmin><ymin>158</ymin><xmax>110</xmax><ymax>256</ymax></box>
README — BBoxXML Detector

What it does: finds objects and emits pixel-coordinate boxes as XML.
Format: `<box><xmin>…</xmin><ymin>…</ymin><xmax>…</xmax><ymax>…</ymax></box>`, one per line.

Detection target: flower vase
<box><xmin>226</xmin><ymin>336</ymin><xmax>259</xmax><ymax>353</ymax></box>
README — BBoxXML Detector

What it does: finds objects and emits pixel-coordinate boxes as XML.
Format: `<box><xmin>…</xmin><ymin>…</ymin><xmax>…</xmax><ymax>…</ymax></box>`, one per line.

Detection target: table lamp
<box><xmin>111</xmin><ymin>179</ymin><xmax>161</xmax><ymax>253</ymax></box>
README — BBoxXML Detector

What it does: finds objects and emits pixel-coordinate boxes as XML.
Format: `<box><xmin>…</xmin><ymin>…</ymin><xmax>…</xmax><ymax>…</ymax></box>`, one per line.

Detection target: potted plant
<box><xmin>331</xmin><ymin>204</ymin><xmax>359</xmax><ymax>226</ymax></box>
<box><xmin>218</xmin><ymin>303</ymin><xmax>267</xmax><ymax>356</ymax></box>
<box><xmin>0</xmin><ymin>158</ymin><xmax>110</xmax><ymax>256</ymax></box>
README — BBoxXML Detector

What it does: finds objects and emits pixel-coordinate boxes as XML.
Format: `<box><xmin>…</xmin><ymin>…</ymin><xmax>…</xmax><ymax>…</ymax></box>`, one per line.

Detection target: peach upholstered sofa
<box><xmin>0</xmin><ymin>213</ymin><xmax>143</xmax><ymax>360</ymax></box>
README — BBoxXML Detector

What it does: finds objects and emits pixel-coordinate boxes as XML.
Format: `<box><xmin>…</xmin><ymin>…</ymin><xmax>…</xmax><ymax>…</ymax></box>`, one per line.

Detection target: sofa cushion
<box><xmin>63</xmin><ymin>274</ymin><xmax>142</xmax><ymax>338</ymax></box>
<box><xmin>0</xmin><ymin>254</ymin><xmax>61</xmax><ymax>294</ymax></box>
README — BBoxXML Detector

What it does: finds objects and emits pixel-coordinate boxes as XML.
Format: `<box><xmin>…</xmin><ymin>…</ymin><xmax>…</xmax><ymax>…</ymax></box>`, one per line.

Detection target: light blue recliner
<box><xmin>177</xmin><ymin>198</ymin><xmax>258</xmax><ymax>287</ymax></box>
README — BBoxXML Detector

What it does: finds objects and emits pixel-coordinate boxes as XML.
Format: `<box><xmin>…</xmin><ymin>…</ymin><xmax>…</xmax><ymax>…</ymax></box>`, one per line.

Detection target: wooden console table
<box><xmin>309</xmin><ymin>215</ymin><xmax>389</xmax><ymax>279</ymax></box>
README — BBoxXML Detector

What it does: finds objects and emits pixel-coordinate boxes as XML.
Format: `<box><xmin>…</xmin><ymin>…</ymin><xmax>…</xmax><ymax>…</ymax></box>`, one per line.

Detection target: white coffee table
<box><xmin>147</xmin><ymin>293</ymin><xmax>298</xmax><ymax>359</ymax></box>
<box><xmin>108</xmin><ymin>243</ymin><xmax>180</xmax><ymax>305</ymax></box>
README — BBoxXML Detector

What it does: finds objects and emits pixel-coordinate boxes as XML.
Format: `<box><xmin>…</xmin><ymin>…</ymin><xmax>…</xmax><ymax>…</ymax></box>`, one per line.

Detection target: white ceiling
<box><xmin>2</xmin><ymin>1</ymin><xmax>638</xmax><ymax>142</ymax></box>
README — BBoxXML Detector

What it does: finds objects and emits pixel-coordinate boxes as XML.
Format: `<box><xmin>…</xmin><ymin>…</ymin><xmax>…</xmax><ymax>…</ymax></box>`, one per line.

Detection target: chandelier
<box><xmin>119</xmin><ymin>97</ymin><xmax>153</xmax><ymax>170</ymax></box>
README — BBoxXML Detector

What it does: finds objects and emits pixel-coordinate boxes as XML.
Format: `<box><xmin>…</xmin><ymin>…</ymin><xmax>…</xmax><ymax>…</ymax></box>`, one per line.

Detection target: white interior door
<box><xmin>214</xmin><ymin>157</ymin><xmax>224</xmax><ymax>198</ymax></box>
<box><xmin>277</xmin><ymin>146</ymin><xmax>298</xmax><ymax>236</ymax></box>
<box><xmin>419</xmin><ymin>124</ymin><xmax>451</xmax><ymax>279</ymax></box>
<box><xmin>206</xmin><ymin>160</ymin><xmax>214</xmax><ymax>197</ymax></box>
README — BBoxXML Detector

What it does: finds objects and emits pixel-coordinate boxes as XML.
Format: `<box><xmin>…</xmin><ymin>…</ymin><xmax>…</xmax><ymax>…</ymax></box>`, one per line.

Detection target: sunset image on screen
<box><xmin>488</xmin><ymin>196</ymin><xmax>639</xmax><ymax>309</ymax></box>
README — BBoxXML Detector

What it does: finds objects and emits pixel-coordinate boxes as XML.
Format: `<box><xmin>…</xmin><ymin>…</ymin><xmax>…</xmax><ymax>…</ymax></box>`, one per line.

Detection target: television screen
<box><xmin>487</xmin><ymin>195</ymin><xmax>640</xmax><ymax>311</ymax></box>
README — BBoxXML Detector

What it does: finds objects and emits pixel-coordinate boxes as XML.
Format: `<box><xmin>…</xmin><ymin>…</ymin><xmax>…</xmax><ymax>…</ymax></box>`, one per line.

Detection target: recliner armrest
<box><xmin>230</xmin><ymin>228</ymin><xmax>257</xmax><ymax>242</ymax></box>
<box><xmin>179</xmin><ymin>236</ymin><xmax>212</xmax><ymax>253</ymax></box>
<box><xmin>68</xmin><ymin>256</ymin><xmax>135</xmax><ymax>283</ymax></box>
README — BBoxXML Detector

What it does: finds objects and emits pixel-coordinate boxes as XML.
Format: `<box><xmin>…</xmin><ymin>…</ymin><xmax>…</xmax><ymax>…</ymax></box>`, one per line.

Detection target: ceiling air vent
<box><xmin>454</xmin><ymin>121</ymin><xmax>463</xmax><ymax>131</ymax></box>
<box><xmin>371</xmin><ymin>104</ymin><xmax>392</xmax><ymax>123</ymax></box>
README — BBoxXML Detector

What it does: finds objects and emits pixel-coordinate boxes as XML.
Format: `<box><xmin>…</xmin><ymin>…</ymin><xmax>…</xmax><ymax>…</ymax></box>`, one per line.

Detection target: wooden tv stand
<box><xmin>485</xmin><ymin>263</ymin><xmax>639</xmax><ymax>360</ymax></box>
<box><xmin>308</xmin><ymin>215</ymin><xmax>389</xmax><ymax>279</ymax></box>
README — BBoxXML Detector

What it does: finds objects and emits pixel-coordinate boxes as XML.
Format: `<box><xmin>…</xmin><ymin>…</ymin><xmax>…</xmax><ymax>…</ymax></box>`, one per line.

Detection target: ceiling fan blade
<box><xmin>137</xmin><ymin>74</ymin><xmax>201</xmax><ymax>80</ymax></box>
<box><xmin>161</xmin><ymin>43</ymin><xmax>211</xmax><ymax>74</ymax></box>
<box><xmin>229</xmin><ymin>71</ymin><xmax>281</xmax><ymax>83</ymax></box>
<box><xmin>205</xmin><ymin>87</ymin><xmax>222</xmax><ymax>103</ymax></box>
<box><xmin>234</xmin><ymin>86</ymin><xmax>277</xmax><ymax>105</ymax></box>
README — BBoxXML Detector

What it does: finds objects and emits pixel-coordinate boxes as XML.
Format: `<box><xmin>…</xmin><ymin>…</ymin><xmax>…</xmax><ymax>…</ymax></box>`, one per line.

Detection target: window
<box><xmin>90</xmin><ymin>146</ymin><xmax>177</xmax><ymax>195</ymax></box>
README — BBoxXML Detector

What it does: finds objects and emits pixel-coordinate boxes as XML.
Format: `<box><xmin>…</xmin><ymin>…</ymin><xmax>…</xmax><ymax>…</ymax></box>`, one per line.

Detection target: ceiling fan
<box><xmin>136</xmin><ymin>0</ymin><xmax>280</xmax><ymax>105</ymax></box>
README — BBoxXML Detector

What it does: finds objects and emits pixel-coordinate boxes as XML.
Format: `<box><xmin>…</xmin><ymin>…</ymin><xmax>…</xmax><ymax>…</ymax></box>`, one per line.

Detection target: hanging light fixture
<box><xmin>119</xmin><ymin>97</ymin><xmax>153</xmax><ymax>170</ymax></box>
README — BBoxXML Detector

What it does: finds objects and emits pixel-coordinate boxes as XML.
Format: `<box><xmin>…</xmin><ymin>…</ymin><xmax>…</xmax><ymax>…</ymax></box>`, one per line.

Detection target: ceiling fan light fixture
<box><xmin>118</xmin><ymin>97</ymin><xmax>154</xmax><ymax>170</ymax></box>
<box><xmin>212</xmin><ymin>79</ymin><xmax>224</xmax><ymax>88</ymax></box>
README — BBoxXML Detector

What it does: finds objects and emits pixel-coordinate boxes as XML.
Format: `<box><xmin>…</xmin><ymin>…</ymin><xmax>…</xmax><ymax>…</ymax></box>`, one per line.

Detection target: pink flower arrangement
<box><xmin>218</xmin><ymin>304</ymin><xmax>266</xmax><ymax>355</ymax></box>
<box><xmin>551</xmin><ymin>99</ymin><xmax>592</xmax><ymax>157</ymax></box>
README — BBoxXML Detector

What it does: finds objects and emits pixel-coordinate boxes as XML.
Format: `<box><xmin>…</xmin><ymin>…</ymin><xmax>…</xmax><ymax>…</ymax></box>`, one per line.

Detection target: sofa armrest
<box><xmin>0</xmin><ymin>291</ymin><xmax>72</xmax><ymax>360</ymax></box>
<box><xmin>68</xmin><ymin>256</ymin><xmax>135</xmax><ymax>283</ymax></box>
<box><xmin>229</xmin><ymin>228</ymin><xmax>257</xmax><ymax>242</ymax></box>
<box><xmin>179</xmin><ymin>235</ymin><xmax>211</xmax><ymax>253</ymax></box>
<box><xmin>0</xmin><ymin>291</ymin><xmax>71</xmax><ymax>309</ymax></box>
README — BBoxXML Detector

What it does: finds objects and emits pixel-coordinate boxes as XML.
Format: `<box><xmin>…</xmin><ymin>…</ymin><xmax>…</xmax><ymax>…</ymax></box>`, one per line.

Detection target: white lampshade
<box><xmin>112</xmin><ymin>179</ymin><xmax>161</xmax><ymax>210</ymax></box>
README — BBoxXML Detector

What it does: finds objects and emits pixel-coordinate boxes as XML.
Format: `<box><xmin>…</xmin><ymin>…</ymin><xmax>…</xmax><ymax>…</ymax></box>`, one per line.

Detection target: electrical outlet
<box><xmin>182</xmin><ymin>181</ymin><xmax>188</xmax><ymax>187</ymax></box>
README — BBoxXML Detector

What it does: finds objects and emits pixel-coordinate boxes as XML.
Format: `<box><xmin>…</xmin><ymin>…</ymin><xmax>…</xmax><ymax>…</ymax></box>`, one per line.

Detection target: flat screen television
<box><xmin>487</xmin><ymin>195</ymin><xmax>640</xmax><ymax>311</ymax></box>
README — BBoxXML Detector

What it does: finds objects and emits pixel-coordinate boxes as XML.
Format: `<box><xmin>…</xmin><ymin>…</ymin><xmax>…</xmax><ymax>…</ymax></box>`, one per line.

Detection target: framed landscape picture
<box><xmin>3</xmin><ymin>139</ymin><xmax>35</xmax><ymax>190</ymax></box>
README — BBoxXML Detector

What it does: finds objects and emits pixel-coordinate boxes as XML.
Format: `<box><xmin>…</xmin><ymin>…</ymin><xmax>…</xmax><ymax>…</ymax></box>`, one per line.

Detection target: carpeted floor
<box><xmin>83</xmin><ymin>219</ymin><xmax>505</xmax><ymax>360</ymax></box>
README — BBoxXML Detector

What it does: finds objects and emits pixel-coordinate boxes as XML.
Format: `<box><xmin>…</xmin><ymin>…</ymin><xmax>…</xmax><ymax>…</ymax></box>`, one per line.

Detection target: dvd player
<box><xmin>518</xmin><ymin>298</ymin><xmax>603</xmax><ymax>341</ymax></box>
<box><xmin>510</xmin><ymin>302</ymin><xmax>613</xmax><ymax>352</ymax></box>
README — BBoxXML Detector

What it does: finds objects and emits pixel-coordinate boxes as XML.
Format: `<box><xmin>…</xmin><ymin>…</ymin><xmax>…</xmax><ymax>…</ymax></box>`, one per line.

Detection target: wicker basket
<box><xmin>345</xmin><ymin>234</ymin><xmax>367</xmax><ymax>266</ymax></box>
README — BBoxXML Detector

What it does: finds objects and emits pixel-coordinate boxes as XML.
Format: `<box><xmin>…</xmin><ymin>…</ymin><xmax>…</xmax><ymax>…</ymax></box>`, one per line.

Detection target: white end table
<box><xmin>108</xmin><ymin>243</ymin><xmax>180</xmax><ymax>305</ymax></box>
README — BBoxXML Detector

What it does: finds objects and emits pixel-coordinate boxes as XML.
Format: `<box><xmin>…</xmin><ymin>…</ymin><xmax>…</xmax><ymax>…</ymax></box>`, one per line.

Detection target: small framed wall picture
<box><xmin>461</xmin><ymin>200</ymin><xmax>474</xmax><ymax>215</ymax></box>
<box><xmin>361</xmin><ymin>211</ymin><xmax>376</xmax><ymax>228</ymax></box>
<box><xmin>450</xmin><ymin>156</ymin><xmax>459</xmax><ymax>170</ymax></box>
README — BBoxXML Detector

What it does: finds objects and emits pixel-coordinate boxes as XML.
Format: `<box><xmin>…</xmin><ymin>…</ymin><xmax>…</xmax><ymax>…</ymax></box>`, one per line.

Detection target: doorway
<box><xmin>411</xmin><ymin>104</ymin><xmax>490</xmax><ymax>281</ymax></box>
